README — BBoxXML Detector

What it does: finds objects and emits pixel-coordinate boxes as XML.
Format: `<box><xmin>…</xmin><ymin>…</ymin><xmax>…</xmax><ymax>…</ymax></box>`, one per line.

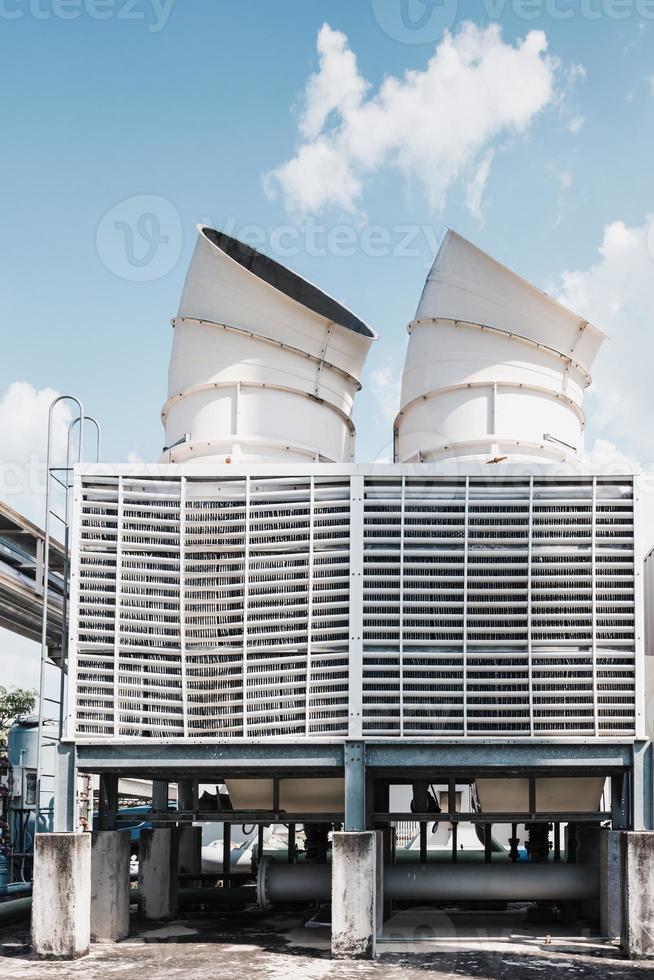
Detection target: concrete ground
<box><xmin>2</xmin><ymin>907</ymin><xmax>654</xmax><ymax>979</ymax></box>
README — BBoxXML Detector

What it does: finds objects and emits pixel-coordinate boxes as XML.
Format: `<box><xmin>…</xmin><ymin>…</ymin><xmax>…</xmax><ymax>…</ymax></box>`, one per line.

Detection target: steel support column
<box><xmin>152</xmin><ymin>779</ymin><xmax>169</xmax><ymax>823</ymax></box>
<box><xmin>54</xmin><ymin>741</ymin><xmax>76</xmax><ymax>833</ymax></box>
<box><xmin>612</xmin><ymin>773</ymin><xmax>629</xmax><ymax>830</ymax></box>
<box><xmin>632</xmin><ymin>741</ymin><xmax>653</xmax><ymax>831</ymax></box>
<box><xmin>177</xmin><ymin>778</ymin><xmax>197</xmax><ymax>815</ymax></box>
<box><xmin>344</xmin><ymin>741</ymin><xmax>366</xmax><ymax>831</ymax></box>
<box><xmin>98</xmin><ymin>774</ymin><xmax>118</xmax><ymax>831</ymax></box>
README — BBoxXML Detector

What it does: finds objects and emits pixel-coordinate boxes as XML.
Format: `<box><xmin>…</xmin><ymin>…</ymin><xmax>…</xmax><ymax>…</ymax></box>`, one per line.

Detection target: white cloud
<box><xmin>582</xmin><ymin>437</ymin><xmax>637</xmax><ymax>472</ymax></box>
<box><xmin>0</xmin><ymin>630</ymin><xmax>41</xmax><ymax>692</ymax></box>
<box><xmin>299</xmin><ymin>23</ymin><xmax>369</xmax><ymax>141</ymax></box>
<box><xmin>369</xmin><ymin>364</ymin><xmax>402</xmax><ymax>425</ymax></box>
<box><xmin>623</xmin><ymin>22</ymin><xmax>646</xmax><ymax>56</ymax></box>
<box><xmin>567</xmin><ymin>114</ymin><xmax>584</xmax><ymax>134</ymax></box>
<box><xmin>558</xmin><ymin>170</ymin><xmax>573</xmax><ymax>192</ymax></box>
<box><xmin>551</xmin><ymin>167</ymin><xmax>573</xmax><ymax>226</ymax></box>
<box><xmin>266</xmin><ymin>22</ymin><xmax>559</xmax><ymax>217</ymax></box>
<box><xmin>465</xmin><ymin>149</ymin><xmax>494</xmax><ymax>224</ymax></box>
<box><xmin>0</xmin><ymin>382</ymin><xmax>72</xmax><ymax>525</ymax></box>
<box><xmin>556</xmin><ymin>217</ymin><xmax>654</xmax><ymax>543</ymax></box>
<box><xmin>566</xmin><ymin>63</ymin><xmax>587</xmax><ymax>84</ymax></box>
<box><xmin>649</xmin><ymin>75</ymin><xmax>654</xmax><ymax>97</ymax></box>
<box><xmin>0</xmin><ymin>383</ymin><xmax>75</xmax><ymax>696</ymax></box>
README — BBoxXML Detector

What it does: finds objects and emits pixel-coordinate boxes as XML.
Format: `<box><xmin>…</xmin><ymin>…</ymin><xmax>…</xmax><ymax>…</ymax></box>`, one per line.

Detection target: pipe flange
<box><xmin>257</xmin><ymin>855</ymin><xmax>273</xmax><ymax>911</ymax></box>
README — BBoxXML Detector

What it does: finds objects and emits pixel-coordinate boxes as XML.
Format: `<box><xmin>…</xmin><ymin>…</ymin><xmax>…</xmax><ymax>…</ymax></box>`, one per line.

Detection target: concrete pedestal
<box><xmin>331</xmin><ymin>831</ymin><xmax>380</xmax><ymax>960</ymax></box>
<box><xmin>32</xmin><ymin>832</ymin><xmax>91</xmax><ymax>960</ymax></box>
<box><xmin>138</xmin><ymin>828</ymin><xmax>178</xmax><ymax>921</ymax></box>
<box><xmin>600</xmin><ymin>829</ymin><xmax>623</xmax><ymax>941</ymax></box>
<box><xmin>178</xmin><ymin>825</ymin><xmax>202</xmax><ymax>879</ymax></box>
<box><xmin>91</xmin><ymin>831</ymin><xmax>131</xmax><ymax>943</ymax></box>
<box><xmin>622</xmin><ymin>831</ymin><xmax>654</xmax><ymax>959</ymax></box>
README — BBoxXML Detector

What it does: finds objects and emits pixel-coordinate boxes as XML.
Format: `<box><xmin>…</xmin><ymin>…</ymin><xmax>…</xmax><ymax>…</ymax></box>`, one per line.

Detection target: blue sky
<box><xmin>2</xmin><ymin>0</ymin><xmax>654</xmax><ymax>687</ymax></box>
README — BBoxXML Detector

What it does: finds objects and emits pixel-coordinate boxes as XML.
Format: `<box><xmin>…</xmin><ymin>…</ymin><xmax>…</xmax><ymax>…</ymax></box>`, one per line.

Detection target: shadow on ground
<box><xmin>1</xmin><ymin>907</ymin><xmax>652</xmax><ymax>979</ymax></box>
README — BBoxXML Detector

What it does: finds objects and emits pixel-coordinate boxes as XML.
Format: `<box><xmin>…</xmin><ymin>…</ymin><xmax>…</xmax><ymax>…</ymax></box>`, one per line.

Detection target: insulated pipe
<box><xmin>258</xmin><ymin>859</ymin><xmax>331</xmax><ymax>909</ymax></box>
<box><xmin>383</xmin><ymin>863</ymin><xmax>599</xmax><ymax>902</ymax></box>
<box><xmin>2</xmin><ymin>881</ymin><xmax>32</xmax><ymax>896</ymax></box>
<box><xmin>0</xmin><ymin>896</ymin><xmax>32</xmax><ymax>926</ymax></box>
<box><xmin>257</xmin><ymin>858</ymin><xmax>599</xmax><ymax>909</ymax></box>
<box><xmin>177</xmin><ymin>885</ymin><xmax>256</xmax><ymax>907</ymax></box>
<box><xmin>0</xmin><ymin>885</ymin><xmax>259</xmax><ymax>929</ymax></box>
<box><xmin>259</xmin><ymin>848</ymin><xmax>527</xmax><ymax>865</ymax></box>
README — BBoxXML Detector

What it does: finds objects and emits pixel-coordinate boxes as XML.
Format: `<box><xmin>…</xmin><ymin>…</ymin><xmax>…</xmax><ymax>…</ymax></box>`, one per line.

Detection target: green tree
<box><xmin>0</xmin><ymin>686</ymin><xmax>36</xmax><ymax>749</ymax></box>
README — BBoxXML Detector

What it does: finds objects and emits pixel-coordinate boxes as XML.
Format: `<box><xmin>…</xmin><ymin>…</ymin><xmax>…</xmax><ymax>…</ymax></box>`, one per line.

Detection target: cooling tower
<box><xmin>162</xmin><ymin>227</ymin><xmax>376</xmax><ymax>464</ymax></box>
<box><xmin>58</xmin><ymin>217</ymin><xmax>650</xmax><ymax>950</ymax></box>
<box><xmin>395</xmin><ymin>230</ymin><xmax>605</xmax><ymax>464</ymax></box>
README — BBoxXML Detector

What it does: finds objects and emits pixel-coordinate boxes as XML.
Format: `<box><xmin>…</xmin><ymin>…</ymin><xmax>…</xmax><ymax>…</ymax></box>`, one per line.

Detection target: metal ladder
<box><xmin>35</xmin><ymin>396</ymin><xmax>101</xmax><ymax>832</ymax></box>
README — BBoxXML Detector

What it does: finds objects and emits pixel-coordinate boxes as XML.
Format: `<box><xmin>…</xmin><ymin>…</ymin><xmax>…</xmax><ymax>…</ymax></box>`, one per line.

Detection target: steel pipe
<box><xmin>0</xmin><ymin>885</ymin><xmax>258</xmax><ymax>930</ymax></box>
<box><xmin>0</xmin><ymin>896</ymin><xmax>32</xmax><ymax>926</ymax></box>
<box><xmin>258</xmin><ymin>860</ymin><xmax>331</xmax><ymax>909</ymax></box>
<box><xmin>3</xmin><ymin>882</ymin><xmax>32</xmax><ymax>896</ymax></box>
<box><xmin>177</xmin><ymin>885</ymin><xmax>256</xmax><ymax>907</ymax></box>
<box><xmin>383</xmin><ymin>863</ymin><xmax>598</xmax><ymax>902</ymax></box>
<box><xmin>257</xmin><ymin>857</ymin><xmax>599</xmax><ymax>909</ymax></box>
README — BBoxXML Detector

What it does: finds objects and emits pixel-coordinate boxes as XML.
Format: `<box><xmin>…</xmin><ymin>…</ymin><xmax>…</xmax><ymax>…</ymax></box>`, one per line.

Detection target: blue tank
<box><xmin>5</xmin><ymin>716</ymin><xmax>57</xmax><ymax>869</ymax></box>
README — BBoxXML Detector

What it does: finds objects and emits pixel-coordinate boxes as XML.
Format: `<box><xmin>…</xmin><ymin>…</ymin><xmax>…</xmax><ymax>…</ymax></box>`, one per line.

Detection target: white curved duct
<box><xmin>162</xmin><ymin>227</ymin><xmax>377</xmax><ymax>464</ymax></box>
<box><xmin>395</xmin><ymin>229</ymin><xmax>605</xmax><ymax>465</ymax></box>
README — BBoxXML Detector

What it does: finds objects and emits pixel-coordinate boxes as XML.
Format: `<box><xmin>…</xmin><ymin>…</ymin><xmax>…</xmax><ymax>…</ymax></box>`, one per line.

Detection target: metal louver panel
<box><xmin>71</xmin><ymin>471</ymin><xmax>351</xmax><ymax>739</ymax></box>
<box><xmin>70</xmin><ymin>467</ymin><xmax>640</xmax><ymax>740</ymax></box>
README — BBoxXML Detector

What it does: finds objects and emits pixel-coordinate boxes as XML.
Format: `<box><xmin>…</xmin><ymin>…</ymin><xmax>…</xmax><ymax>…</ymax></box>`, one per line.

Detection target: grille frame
<box><xmin>68</xmin><ymin>464</ymin><xmax>645</xmax><ymax>742</ymax></box>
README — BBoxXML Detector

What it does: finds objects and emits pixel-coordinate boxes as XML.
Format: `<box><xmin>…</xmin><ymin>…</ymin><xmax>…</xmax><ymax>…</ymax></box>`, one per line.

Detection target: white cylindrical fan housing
<box><xmin>395</xmin><ymin>230</ymin><xmax>605</xmax><ymax>465</ymax></box>
<box><xmin>162</xmin><ymin>227</ymin><xmax>376</xmax><ymax>463</ymax></box>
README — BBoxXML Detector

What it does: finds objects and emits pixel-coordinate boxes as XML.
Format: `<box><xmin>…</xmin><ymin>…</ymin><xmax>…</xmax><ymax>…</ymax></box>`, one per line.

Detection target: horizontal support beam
<box><xmin>365</xmin><ymin>742</ymin><xmax>633</xmax><ymax>771</ymax></box>
<box><xmin>117</xmin><ymin>807</ymin><xmax>611</xmax><ymax>825</ymax></box>
<box><xmin>118</xmin><ymin>810</ymin><xmax>344</xmax><ymax>824</ymax></box>
<box><xmin>376</xmin><ymin>811</ymin><xmax>612</xmax><ymax>824</ymax></box>
<box><xmin>75</xmin><ymin>741</ymin><xmax>344</xmax><ymax>774</ymax></box>
<box><xmin>74</xmin><ymin>740</ymin><xmax>634</xmax><ymax>777</ymax></box>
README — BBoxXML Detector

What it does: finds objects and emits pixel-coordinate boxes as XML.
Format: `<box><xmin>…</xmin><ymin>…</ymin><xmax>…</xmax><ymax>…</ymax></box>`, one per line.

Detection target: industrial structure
<box><xmin>0</xmin><ymin>501</ymin><xmax>66</xmax><ymax>897</ymax></box>
<box><xmin>22</xmin><ymin>226</ymin><xmax>654</xmax><ymax>960</ymax></box>
<box><xmin>0</xmin><ymin>500</ymin><xmax>66</xmax><ymax>652</ymax></box>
